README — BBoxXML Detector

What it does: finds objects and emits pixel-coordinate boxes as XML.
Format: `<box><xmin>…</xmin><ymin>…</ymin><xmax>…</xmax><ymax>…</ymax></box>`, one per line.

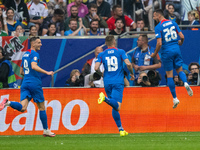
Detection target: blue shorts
<box><xmin>104</xmin><ymin>83</ymin><xmax>124</xmax><ymax>103</ymax></box>
<box><xmin>20</xmin><ymin>82</ymin><xmax>45</xmax><ymax>103</ymax></box>
<box><xmin>161</xmin><ymin>48</ymin><xmax>183</xmax><ymax>71</ymax></box>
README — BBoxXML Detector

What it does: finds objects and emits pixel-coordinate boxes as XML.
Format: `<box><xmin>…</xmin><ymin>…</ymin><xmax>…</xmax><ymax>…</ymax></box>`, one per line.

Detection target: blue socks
<box><xmin>179</xmin><ymin>71</ymin><xmax>187</xmax><ymax>83</ymax></box>
<box><xmin>10</xmin><ymin>102</ymin><xmax>22</xmax><ymax>111</ymax></box>
<box><xmin>167</xmin><ymin>77</ymin><xmax>176</xmax><ymax>98</ymax></box>
<box><xmin>39</xmin><ymin>110</ymin><xmax>48</xmax><ymax>130</ymax></box>
<box><xmin>104</xmin><ymin>97</ymin><xmax>119</xmax><ymax>110</ymax></box>
<box><xmin>112</xmin><ymin>109</ymin><xmax>124</xmax><ymax>131</ymax></box>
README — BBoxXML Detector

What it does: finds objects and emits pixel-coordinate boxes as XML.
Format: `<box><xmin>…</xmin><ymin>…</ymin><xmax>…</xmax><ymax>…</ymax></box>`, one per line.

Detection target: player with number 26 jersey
<box><xmin>155</xmin><ymin>19</ymin><xmax>181</xmax><ymax>51</ymax></box>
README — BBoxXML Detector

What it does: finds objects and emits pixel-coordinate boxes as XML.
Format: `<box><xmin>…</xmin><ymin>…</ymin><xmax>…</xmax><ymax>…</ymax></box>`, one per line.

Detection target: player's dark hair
<box><xmin>154</xmin><ymin>9</ymin><xmax>164</xmax><ymax>16</ymax></box>
<box><xmin>139</xmin><ymin>34</ymin><xmax>148</xmax><ymax>43</ymax></box>
<box><xmin>115</xmin><ymin>18</ymin><xmax>123</xmax><ymax>23</ymax></box>
<box><xmin>30</xmin><ymin>36</ymin><xmax>40</xmax><ymax>43</ymax></box>
<box><xmin>112</xmin><ymin>5</ymin><xmax>121</xmax><ymax>12</ymax></box>
<box><xmin>188</xmin><ymin>62</ymin><xmax>200</xmax><ymax>71</ymax></box>
<box><xmin>70</xmin><ymin>5</ymin><xmax>78</xmax><ymax>11</ymax></box>
<box><xmin>54</xmin><ymin>9</ymin><xmax>64</xmax><ymax>16</ymax></box>
<box><xmin>88</xmin><ymin>3</ymin><xmax>97</xmax><ymax>9</ymax></box>
<box><xmin>105</xmin><ymin>35</ymin><xmax>115</xmax><ymax>46</ymax></box>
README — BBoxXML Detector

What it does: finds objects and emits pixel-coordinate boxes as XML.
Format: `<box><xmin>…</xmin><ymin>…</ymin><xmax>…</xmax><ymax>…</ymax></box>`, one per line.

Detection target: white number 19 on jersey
<box><xmin>105</xmin><ymin>56</ymin><xmax>118</xmax><ymax>71</ymax></box>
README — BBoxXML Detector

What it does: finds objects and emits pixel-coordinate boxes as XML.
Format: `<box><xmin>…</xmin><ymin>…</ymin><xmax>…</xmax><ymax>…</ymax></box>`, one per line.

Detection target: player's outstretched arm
<box><xmin>95</xmin><ymin>62</ymin><xmax>101</xmax><ymax>72</ymax></box>
<box><xmin>178</xmin><ymin>32</ymin><xmax>184</xmax><ymax>45</ymax></box>
<box><xmin>124</xmin><ymin>59</ymin><xmax>135</xmax><ymax>80</ymax></box>
<box><xmin>31</xmin><ymin>62</ymin><xmax>54</xmax><ymax>76</ymax></box>
<box><xmin>151</xmin><ymin>38</ymin><xmax>162</xmax><ymax>58</ymax></box>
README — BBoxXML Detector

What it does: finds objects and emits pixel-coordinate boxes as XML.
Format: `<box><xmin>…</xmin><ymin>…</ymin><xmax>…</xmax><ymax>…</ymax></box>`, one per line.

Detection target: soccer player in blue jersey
<box><xmin>0</xmin><ymin>37</ymin><xmax>55</xmax><ymax>137</ymax></box>
<box><xmin>95</xmin><ymin>35</ymin><xmax>135</xmax><ymax>136</ymax></box>
<box><xmin>151</xmin><ymin>9</ymin><xmax>193</xmax><ymax>109</ymax></box>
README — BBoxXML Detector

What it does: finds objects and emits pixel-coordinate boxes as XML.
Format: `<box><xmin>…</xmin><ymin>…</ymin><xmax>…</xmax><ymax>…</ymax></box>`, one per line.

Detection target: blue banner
<box><xmin>37</xmin><ymin>30</ymin><xmax>200</xmax><ymax>87</ymax></box>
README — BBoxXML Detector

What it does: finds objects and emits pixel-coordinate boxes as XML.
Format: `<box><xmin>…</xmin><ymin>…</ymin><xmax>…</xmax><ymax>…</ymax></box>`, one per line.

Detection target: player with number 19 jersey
<box><xmin>96</xmin><ymin>47</ymin><xmax>128</xmax><ymax>85</ymax></box>
<box><xmin>155</xmin><ymin>19</ymin><xmax>183</xmax><ymax>71</ymax></box>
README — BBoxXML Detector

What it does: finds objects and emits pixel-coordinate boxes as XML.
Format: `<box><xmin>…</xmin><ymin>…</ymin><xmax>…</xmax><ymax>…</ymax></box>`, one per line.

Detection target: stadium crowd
<box><xmin>0</xmin><ymin>0</ymin><xmax>199</xmax><ymax>88</ymax></box>
<box><xmin>0</xmin><ymin>0</ymin><xmax>199</xmax><ymax>37</ymax></box>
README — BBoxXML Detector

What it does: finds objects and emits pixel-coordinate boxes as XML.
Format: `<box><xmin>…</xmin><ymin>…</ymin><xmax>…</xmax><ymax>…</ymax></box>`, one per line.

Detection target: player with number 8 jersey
<box><xmin>0</xmin><ymin>37</ymin><xmax>55</xmax><ymax>137</ymax></box>
<box><xmin>151</xmin><ymin>9</ymin><xmax>193</xmax><ymax>109</ymax></box>
<box><xmin>95</xmin><ymin>35</ymin><xmax>135</xmax><ymax>136</ymax></box>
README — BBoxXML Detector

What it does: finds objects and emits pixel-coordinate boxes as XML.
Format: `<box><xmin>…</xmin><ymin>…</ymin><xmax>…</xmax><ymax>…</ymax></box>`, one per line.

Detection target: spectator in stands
<box><xmin>0</xmin><ymin>7</ymin><xmax>8</xmax><ymax>34</ymax></box>
<box><xmin>44</xmin><ymin>23</ymin><xmax>61</xmax><ymax>36</ymax></box>
<box><xmin>89</xmin><ymin>0</ymin><xmax>111</xmax><ymax>20</ymax></box>
<box><xmin>64</xmin><ymin>18</ymin><xmax>86</xmax><ymax>36</ymax></box>
<box><xmin>173</xmin><ymin>75</ymin><xmax>184</xmax><ymax>86</ymax></box>
<box><xmin>165</xmin><ymin>0</ymin><xmax>181</xmax><ymax>15</ymax></box>
<box><xmin>135</xmin><ymin>0</ymin><xmax>159</xmax><ymax>31</ymax></box>
<box><xmin>6</xmin><ymin>8</ymin><xmax>21</xmax><ymax>36</ymax></box>
<box><xmin>27</xmin><ymin>0</ymin><xmax>48</xmax><ymax>31</ymax></box>
<box><xmin>0</xmin><ymin>21</ymin><xmax>7</xmax><ymax>36</ymax></box>
<box><xmin>65</xmin><ymin>69</ymin><xmax>84</xmax><ymax>87</ymax></box>
<box><xmin>131</xmin><ymin>18</ymin><xmax>145</xmax><ymax>31</ymax></box>
<box><xmin>82</xmin><ymin>46</ymin><xmax>104</xmax><ymax>87</ymax></box>
<box><xmin>188</xmin><ymin>62</ymin><xmax>200</xmax><ymax>85</ymax></box>
<box><xmin>131</xmin><ymin>34</ymin><xmax>161</xmax><ymax>83</ymax></box>
<box><xmin>11</xmin><ymin>24</ymin><xmax>24</xmax><ymax>36</ymax></box>
<box><xmin>88</xmin><ymin>19</ymin><xmax>101</xmax><ymax>35</ymax></box>
<box><xmin>109</xmin><ymin>18</ymin><xmax>124</xmax><ymax>35</ymax></box>
<box><xmin>135</xmin><ymin>71</ymin><xmax>151</xmax><ymax>86</ymax></box>
<box><xmin>164</xmin><ymin>3</ymin><xmax>181</xmax><ymax>24</ymax></box>
<box><xmin>67</xmin><ymin>0</ymin><xmax>89</xmax><ymax>18</ymax></box>
<box><xmin>47</xmin><ymin>0</ymin><xmax>67</xmax><ymax>17</ymax></box>
<box><xmin>42</xmin><ymin>9</ymin><xmax>65</xmax><ymax>36</ymax></box>
<box><xmin>187</xmin><ymin>10</ymin><xmax>199</xmax><ymax>30</ymax></box>
<box><xmin>83</xmin><ymin>3</ymin><xmax>108</xmax><ymax>28</ymax></box>
<box><xmin>5</xmin><ymin>0</ymin><xmax>30</xmax><ymax>29</ymax></box>
<box><xmin>64</xmin><ymin>5</ymin><xmax>84</xmax><ymax>31</ymax></box>
<box><xmin>182</xmin><ymin>0</ymin><xmax>200</xmax><ymax>21</ymax></box>
<box><xmin>106</xmin><ymin>5</ymin><xmax>136</xmax><ymax>32</ymax></box>
<box><xmin>29</xmin><ymin>25</ymin><xmax>37</xmax><ymax>37</ymax></box>
<box><xmin>0</xmin><ymin>46</ymin><xmax>16</xmax><ymax>88</ymax></box>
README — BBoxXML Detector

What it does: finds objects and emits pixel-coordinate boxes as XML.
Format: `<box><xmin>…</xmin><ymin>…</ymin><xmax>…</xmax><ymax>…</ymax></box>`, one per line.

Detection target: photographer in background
<box><xmin>65</xmin><ymin>69</ymin><xmax>84</xmax><ymax>87</ymax></box>
<box><xmin>135</xmin><ymin>72</ymin><xmax>151</xmax><ymax>87</ymax></box>
<box><xmin>188</xmin><ymin>62</ymin><xmax>200</xmax><ymax>85</ymax></box>
<box><xmin>82</xmin><ymin>46</ymin><xmax>104</xmax><ymax>88</ymax></box>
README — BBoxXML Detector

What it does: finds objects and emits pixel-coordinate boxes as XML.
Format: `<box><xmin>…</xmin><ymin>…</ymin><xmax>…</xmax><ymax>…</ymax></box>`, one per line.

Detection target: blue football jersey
<box><xmin>96</xmin><ymin>47</ymin><xmax>128</xmax><ymax>85</ymax></box>
<box><xmin>21</xmin><ymin>50</ymin><xmax>42</xmax><ymax>84</ymax></box>
<box><xmin>155</xmin><ymin>19</ymin><xmax>181</xmax><ymax>51</ymax></box>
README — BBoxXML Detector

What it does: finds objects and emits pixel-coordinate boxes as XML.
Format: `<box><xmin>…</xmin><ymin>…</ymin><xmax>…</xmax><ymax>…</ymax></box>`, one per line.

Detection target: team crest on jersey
<box><xmin>34</xmin><ymin>57</ymin><xmax>37</xmax><ymax>61</ymax></box>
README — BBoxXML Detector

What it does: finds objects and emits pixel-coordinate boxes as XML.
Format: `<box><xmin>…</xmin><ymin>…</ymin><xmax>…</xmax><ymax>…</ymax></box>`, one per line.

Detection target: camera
<box><xmin>189</xmin><ymin>71</ymin><xmax>200</xmax><ymax>85</ymax></box>
<box><xmin>147</xmin><ymin>70</ymin><xmax>161</xmax><ymax>86</ymax></box>
<box><xmin>89</xmin><ymin>71</ymin><xmax>102</xmax><ymax>81</ymax></box>
<box><xmin>84</xmin><ymin>71</ymin><xmax>103</xmax><ymax>87</ymax></box>
<box><xmin>142</xmin><ymin>76</ymin><xmax>148</xmax><ymax>82</ymax></box>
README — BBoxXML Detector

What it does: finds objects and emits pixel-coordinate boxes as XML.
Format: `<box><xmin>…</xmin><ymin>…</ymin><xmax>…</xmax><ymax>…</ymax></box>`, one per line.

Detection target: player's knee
<box><xmin>20</xmin><ymin>107</ymin><xmax>27</xmax><ymax>112</ymax></box>
<box><xmin>117</xmin><ymin>103</ymin><xmax>121</xmax><ymax>111</ymax></box>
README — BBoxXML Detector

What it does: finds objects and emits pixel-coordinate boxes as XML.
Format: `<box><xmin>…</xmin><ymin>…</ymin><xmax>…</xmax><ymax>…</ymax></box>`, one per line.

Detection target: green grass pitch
<box><xmin>1</xmin><ymin>132</ymin><xmax>200</xmax><ymax>150</ymax></box>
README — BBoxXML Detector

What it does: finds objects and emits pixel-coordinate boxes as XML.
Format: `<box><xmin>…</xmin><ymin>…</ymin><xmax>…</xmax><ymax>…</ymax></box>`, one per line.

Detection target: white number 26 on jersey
<box><xmin>163</xmin><ymin>26</ymin><xmax>177</xmax><ymax>42</ymax></box>
<box><xmin>105</xmin><ymin>56</ymin><xmax>118</xmax><ymax>71</ymax></box>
